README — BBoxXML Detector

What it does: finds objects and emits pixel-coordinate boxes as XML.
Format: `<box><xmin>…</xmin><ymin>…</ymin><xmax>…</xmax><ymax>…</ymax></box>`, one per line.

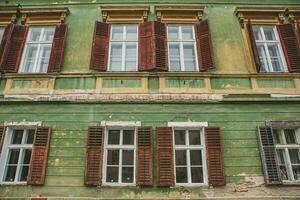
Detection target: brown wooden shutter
<box><xmin>277</xmin><ymin>23</ymin><xmax>300</xmax><ymax>73</ymax></box>
<box><xmin>257</xmin><ymin>126</ymin><xmax>282</xmax><ymax>185</ymax></box>
<box><xmin>138</xmin><ymin>21</ymin><xmax>168</xmax><ymax>71</ymax></box>
<box><xmin>90</xmin><ymin>21</ymin><xmax>110</xmax><ymax>71</ymax></box>
<box><xmin>195</xmin><ymin>20</ymin><xmax>214</xmax><ymax>71</ymax></box>
<box><xmin>156</xmin><ymin>127</ymin><xmax>174</xmax><ymax>187</ymax></box>
<box><xmin>0</xmin><ymin>24</ymin><xmax>28</xmax><ymax>73</ymax></box>
<box><xmin>137</xmin><ymin>127</ymin><xmax>153</xmax><ymax>186</ymax></box>
<box><xmin>48</xmin><ymin>23</ymin><xmax>68</xmax><ymax>73</ymax></box>
<box><xmin>85</xmin><ymin>126</ymin><xmax>104</xmax><ymax>186</ymax></box>
<box><xmin>205</xmin><ymin>127</ymin><xmax>225</xmax><ymax>187</ymax></box>
<box><xmin>247</xmin><ymin>19</ymin><xmax>261</xmax><ymax>72</ymax></box>
<box><xmin>0</xmin><ymin>126</ymin><xmax>6</xmax><ymax>154</ymax></box>
<box><xmin>27</xmin><ymin>126</ymin><xmax>51</xmax><ymax>185</ymax></box>
<box><xmin>0</xmin><ymin>23</ymin><xmax>14</xmax><ymax>68</ymax></box>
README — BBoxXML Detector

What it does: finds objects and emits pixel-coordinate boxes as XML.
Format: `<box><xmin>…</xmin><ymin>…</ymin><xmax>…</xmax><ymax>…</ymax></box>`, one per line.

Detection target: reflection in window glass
<box><xmin>0</xmin><ymin>28</ymin><xmax>4</xmax><ymax>42</ymax></box>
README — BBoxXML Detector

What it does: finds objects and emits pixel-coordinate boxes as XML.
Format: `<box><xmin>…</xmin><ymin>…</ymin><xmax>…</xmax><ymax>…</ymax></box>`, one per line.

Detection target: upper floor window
<box><xmin>167</xmin><ymin>25</ymin><xmax>198</xmax><ymax>71</ymax></box>
<box><xmin>19</xmin><ymin>27</ymin><xmax>55</xmax><ymax>73</ymax></box>
<box><xmin>108</xmin><ymin>25</ymin><xmax>138</xmax><ymax>71</ymax></box>
<box><xmin>252</xmin><ymin>25</ymin><xmax>287</xmax><ymax>72</ymax></box>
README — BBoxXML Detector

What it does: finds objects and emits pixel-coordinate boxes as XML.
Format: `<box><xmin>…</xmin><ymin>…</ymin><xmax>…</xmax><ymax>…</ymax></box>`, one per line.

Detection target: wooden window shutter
<box><xmin>277</xmin><ymin>23</ymin><xmax>300</xmax><ymax>73</ymax></box>
<box><xmin>257</xmin><ymin>126</ymin><xmax>282</xmax><ymax>185</ymax></box>
<box><xmin>27</xmin><ymin>126</ymin><xmax>51</xmax><ymax>185</ymax></box>
<box><xmin>156</xmin><ymin>127</ymin><xmax>174</xmax><ymax>187</ymax></box>
<box><xmin>85</xmin><ymin>126</ymin><xmax>104</xmax><ymax>186</ymax></box>
<box><xmin>0</xmin><ymin>24</ymin><xmax>28</xmax><ymax>73</ymax></box>
<box><xmin>138</xmin><ymin>21</ymin><xmax>168</xmax><ymax>71</ymax></box>
<box><xmin>137</xmin><ymin>127</ymin><xmax>153</xmax><ymax>186</ymax></box>
<box><xmin>205</xmin><ymin>127</ymin><xmax>225</xmax><ymax>187</ymax></box>
<box><xmin>195</xmin><ymin>20</ymin><xmax>214</xmax><ymax>71</ymax></box>
<box><xmin>90</xmin><ymin>21</ymin><xmax>110</xmax><ymax>71</ymax></box>
<box><xmin>247</xmin><ymin>19</ymin><xmax>261</xmax><ymax>72</ymax></box>
<box><xmin>0</xmin><ymin>126</ymin><xmax>6</xmax><ymax>154</ymax></box>
<box><xmin>48</xmin><ymin>23</ymin><xmax>68</xmax><ymax>73</ymax></box>
<box><xmin>0</xmin><ymin>23</ymin><xmax>14</xmax><ymax>68</ymax></box>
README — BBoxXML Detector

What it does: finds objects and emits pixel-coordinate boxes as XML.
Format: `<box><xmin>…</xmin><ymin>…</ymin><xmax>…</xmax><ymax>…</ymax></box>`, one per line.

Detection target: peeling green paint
<box><xmin>257</xmin><ymin>79</ymin><xmax>295</xmax><ymax>88</ymax></box>
<box><xmin>165</xmin><ymin>77</ymin><xmax>205</xmax><ymax>88</ymax></box>
<box><xmin>211</xmin><ymin>78</ymin><xmax>251</xmax><ymax>89</ymax></box>
<box><xmin>102</xmin><ymin>78</ymin><xmax>142</xmax><ymax>88</ymax></box>
<box><xmin>55</xmin><ymin>77</ymin><xmax>96</xmax><ymax>89</ymax></box>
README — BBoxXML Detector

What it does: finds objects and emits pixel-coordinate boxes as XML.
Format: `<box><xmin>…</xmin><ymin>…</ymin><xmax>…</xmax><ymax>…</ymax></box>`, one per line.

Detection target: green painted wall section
<box><xmin>102</xmin><ymin>78</ymin><xmax>142</xmax><ymax>88</ymax></box>
<box><xmin>0</xmin><ymin>102</ymin><xmax>299</xmax><ymax>198</ymax></box>
<box><xmin>0</xmin><ymin>79</ymin><xmax>5</xmax><ymax>91</ymax></box>
<box><xmin>257</xmin><ymin>79</ymin><xmax>295</xmax><ymax>88</ymax></box>
<box><xmin>211</xmin><ymin>78</ymin><xmax>251</xmax><ymax>89</ymax></box>
<box><xmin>165</xmin><ymin>77</ymin><xmax>205</xmax><ymax>88</ymax></box>
<box><xmin>55</xmin><ymin>77</ymin><xmax>96</xmax><ymax>89</ymax></box>
<box><xmin>11</xmin><ymin>80</ymin><xmax>32</xmax><ymax>89</ymax></box>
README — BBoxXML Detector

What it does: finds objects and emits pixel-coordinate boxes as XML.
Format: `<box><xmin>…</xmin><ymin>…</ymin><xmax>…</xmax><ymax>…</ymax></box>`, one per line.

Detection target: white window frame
<box><xmin>102</xmin><ymin>126</ymin><xmax>137</xmax><ymax>186</ymax></box>
<box><xmin>0</xmin><ymin>127</ymin><xmax>35</xmax><ymax>185</ymax></box>
<box><xmin>253</xmin><ymin>25</ymin><xmax>288</xmax><ymax>72</ymax></box>
<box><xmin>172</xmin><ymin>127</ymin><xmax>208</xmax><ymax>186</ymax></box>
<box><xmin>274</xmin><ymin>127</ymin><xmax>300</xmax><ymax>183</ymax></box>
<box><xmin>108</xmin><ymin>24</ymin><xmax>138</xmax><ymax>72</ymax></box>
<box><xmin>167</xmin><ymin>24</ymin><xmax>199</xmax><ymax>72</ymax></box>
<box><xmin>19</xmin><ymin>26</ymin><xmax>55</xmax><ymax>73</ymax></box>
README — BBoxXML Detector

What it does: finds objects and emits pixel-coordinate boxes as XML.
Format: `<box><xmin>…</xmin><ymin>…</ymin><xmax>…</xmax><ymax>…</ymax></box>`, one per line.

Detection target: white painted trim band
<box><xmin>101</xmin><ymin>121</ymin><xmax>141</xmax><ymax>127</ymax></box>
<box><xmin>168</xmin><ymin>122</ymin><xmax>208</xmax><ymax>127</ymax></box>
<box><xmin>4</xmin><ymin>121</ymin><xmax>42</xmax><ymax>126</ymax></box>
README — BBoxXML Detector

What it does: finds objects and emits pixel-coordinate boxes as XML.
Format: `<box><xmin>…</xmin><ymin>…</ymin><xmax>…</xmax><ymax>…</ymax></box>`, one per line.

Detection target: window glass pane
<box><xmin>107</xmin><ymin>150</ymin><xmax>119</xmax><ymax>165</ymax></box>
<box><xmin>123</xmin><ymin>130</ymin><xmax>134</xmax><ymax>145</ymax></box>
<box><xmin>267</xmin><ymin>44</ymin><xmax>283</xmax><ymax>72</ymax></box>
<box><xmin>122</xmin><ymin>150</ymin><xmax>134</xmax><ymax>165</ymax></box>
<box><xmin>183</xmin><ymin>44</ymin><xmax>196</xmax><ymax>71</ymax></box>
<box><xmin>189</xmin><ymin>130</ymin><xmax>201</xmax><ymax>145</ymax></box>
<box><xmin>190</xmin><ymin>150</ymin><xmax>202</xmax><ymax>165</ymax></box>
<box><xmin>277</xmin><ymin>149</ymin><xmax>286</xmax><ymax>165</ymax></box>
<box><xmin>4</xmin><ymin>166</ymin><xmax>17</xmax><ymax>182</ymax></box>
<box><xmin>126</xmin><ymin>25</ymin><xmax>137</xmax><ymax>40</ymax></box>
<box><xmin>37</xmin><ymin>45</ymin><xmax>52</xmax><ymax>73</ymax></box>
<box><xmin>168</xmin><ymin>26</ymin><xmax>179</xmax><ymax>40</ymax></box>
<box><xmin>26</xmin><ymin>130</ymin><xmax>35</xmax><ymax>144</ymax></box>
<box><xmin>8</xmin><ymin>149</ymin><xmax>20</xmax><ymax>164</ymax></box>
<box><xmin>41</xmin><ymin>27</ymin><xmax>55</xmax><ymax>42</ymax></box>
<box><xmin>28</xmin><ymin>28</ymin><xmax>42</xmax><ymax>42</ymax></box>
<box><xmin>111</xmin><ymin>26</ymin><xmax>123</xmax><ymax>40</ymax></box>
<box><xmin>11</xmin><ymin>130</ymin><xmax>24</xmax><ymax>144</ymax></box>
<box><xmin>292</xmin><ymin>166</ymin><xmax>300</xmax><ymax>181</ymax></box>
<box><xmin>263</xmin><ymin>26</ymin><xmax>276</xmax><ymax>41</ymax></box>
<box><xmin>289</xmin><ymin>149</ymin><xmax>300</xmax><ymax>164</ymax></box>
<box><xmin>125</xmin><ymin>44</ymin><xmax>136</xmax><ymax>71</ymax></box>
<box><xmin>273</xmin><ymin>130</ymin><xmax>282</xmax><ymax>144</ymax></box>
<box><xmin>181</xmin><ymin>26</ymin><xmax>193</xmax><ymax>40</ymax></box>
<box><xmin>109</xmin><ymin>44</ymin><xmax>122</xmax><ymax>71</ymax></box>
<box><xmin>191</xmin><ymin>167</ymin><xmax>203</xmax><ymax>183</ymax></box>
<box><xmin>175</xmin><ymin>150</ymin><xmax>187</xmax><ymax>165</ymax></box>
<box><xmin>169</xmin><ymin>43</ymin><xmax>181</xmax><ymax>71</ymax></box>
<box><xmin>106</xmin><ymin>166</ymin><xmax>119</xmax><ymax>183</ymax></box>
<box><xmin>257</xmin><ymin>45</ymin><xmax>269</xmax><ymax>72</ymax></box>
<box><xmin>253</xmin><ymin>26</ymin><xmax>263</xmax><ymax>41</ymax></box>
<box><xmin>22</xmin><ymin>149</ymin><xmax>32</xmax><ymax>165</ymax></box>
<box><xmin>176</xmin><ymin>167</ymin><xmax>187</xmax><ymax>183</ymax></box>
<box><xmin>0</xmin><ymin>28</ymin><xmax>4</xmax><ymax>42</ymax></box>
<box><xmin>108</xmin><ymin>130</ymin><xmax>120</xmax><ymax>145</ymax></box>
<box><xmin>284</xmin><ymin>130</ymin><xmax>297</xmax><ymax>144</ymax></box>
<box><xmin>19</xmin><ymin>166</ymin><xmax>29</xmax><ymax>182</ymax></box>
<box><xmin>279</xmin><ymin>165</ymin><xmax>289</xmax><ymax>180</ymax></box>
<box><xmin>22</xmin><ymin>45</ymin><xmax>38</xmax><ymax>73</ymax></box>
<box><xmin>174</xmin><ymin>130</ymin><xmax>186</xmax><ymax>145</ymax></box>
<box><xmin>122</xmin><ymin>167</ymin><xmax>134</xmax><ymax>183</ymax></box>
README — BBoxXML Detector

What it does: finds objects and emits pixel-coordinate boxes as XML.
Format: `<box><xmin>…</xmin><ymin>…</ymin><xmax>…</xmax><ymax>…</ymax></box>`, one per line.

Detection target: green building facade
<box><xmin>0</xmin><ymin>0</ymin><xmax>300</xmax><ymax>199</ymax></box>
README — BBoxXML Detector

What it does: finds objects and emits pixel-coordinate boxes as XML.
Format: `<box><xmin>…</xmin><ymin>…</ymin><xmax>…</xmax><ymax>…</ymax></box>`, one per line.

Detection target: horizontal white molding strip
<box><xmin>168</xmin><ymin>122</ymin><xmax>208</xmax><ymax>127</ymax></box>
<box><xmin>101</xmin><ymin>121</ymin><xmax>141</xmax><ymax>127</ymax></box>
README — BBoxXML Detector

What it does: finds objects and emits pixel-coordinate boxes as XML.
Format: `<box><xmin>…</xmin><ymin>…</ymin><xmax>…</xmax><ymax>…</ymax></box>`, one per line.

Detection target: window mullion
<box><xmin>14</xmin><ymin>148</ymin><xmax>23</xmax><ymax>182</ymax></box>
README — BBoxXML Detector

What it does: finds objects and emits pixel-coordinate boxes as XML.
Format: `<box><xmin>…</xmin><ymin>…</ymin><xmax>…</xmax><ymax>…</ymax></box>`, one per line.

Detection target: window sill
<box><xmin>0</xmin><ymin>182</ymin><xmax>27</xmax><ymax>186</ymax></box>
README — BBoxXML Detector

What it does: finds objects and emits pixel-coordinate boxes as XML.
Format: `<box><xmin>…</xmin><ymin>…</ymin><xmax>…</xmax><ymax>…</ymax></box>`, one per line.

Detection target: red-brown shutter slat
<box><xmin>0</xmin><ymin>126</ymin><xmax>6</xmax><ymax>154</ymax></box>
<box><xmin>195</xmin><ymin>20</ymin><xmax>214</xmax><ymax>71</ymax></box>
<box><xmin>205</xmin><ymin>127</ymin><xmax>225</xmax><ymax>187</ymax></box>
<box><xmin>137</xmin><ymin>127</ymin><xmax>153</xmax><ymax>186</ymax></box>
<box><xmin>156</xmin><ymin>127</ymin><xmax>174</xmax><ymax>187</ymax></box>
<box><xmin>27</xmin><ymin>126</ymin><xmax>51</xmax><ymax>185</ymax></box>
<box><xmin>277</xmin><ymin>23</ymin><xmax>300</xmax><ymax>72</ymax></box>
<box><xmin>0</xmin><ymin>23</ymin><xmax>14</xmax><ymax>68</ymax></box>
<box><xmin>85</xmin><ymin>126</ymin><xmax>104</xmax><ymax>186</ymax></box>
<box><xmin>0</xmin><ymin>24</ymin><xmax>28</xmax><ymax>73</ymax></box>
<box><xmin>48</xmin><ymin>23</ymin><xmax>68</xmax><ymax>73</ymax></box>
<box><xmin>138</xmin><ymin>21</ymin><xmax>168</xmax><ymax>71</ymax></box>
<box><xmin>90</xmin><ymin>21</ymin><xmax>110</xmax><ymax>71</ymax></box>
<box><xmin>247</xmin><ymin>19</ymin><xmax>261</xmax><ymax>72</ymax></box>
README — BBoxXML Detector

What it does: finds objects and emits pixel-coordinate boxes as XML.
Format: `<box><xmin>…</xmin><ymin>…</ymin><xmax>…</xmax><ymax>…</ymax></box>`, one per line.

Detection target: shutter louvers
<box><xmin>247</xmin><ymin>20</ymin><xmax>261</xmax><ymax>72</ymax></box>
<box><xmin>90</xmin><ymin>21</ymin><xmax>110</xmax><ymax>71</ymax></box>
<box><xmin>27</xmin><ymin>126</ymin><xmax>51</xmax><ymax>185</ymax></box>
<box><xmin>137</xmin><ymin>127</ymin><xmax>153</xmax><ymax>186</ymax></box>
<box><xmin>85</xmin><ymin>126</ymin><xmax>104</xmax><ymax>186</ymax></box>
<box><xmin>257</xmin><ymin>126</ymin><xmax>282</xmax><ymax>185</ymax></box>
<box><xmin>0</xmin><ymin>23</ymin><xmax>14</xmax><ymax>69</ymax></box>
<box><xmin>205</xmin><ymin>127</ymin><xmax>225</xmax><ymax>187</ymax></box>
<box><xmin>195</xmin><ymin>20</ymin><xmax>214</xmax><ymax>71</ymax></box>
<box><xmin>138</xmin><ymin>21</ymin><xmax>168</xmax><ymax>71</ymax></box>
<box><xmin>48</xmin><ymin>23</ymin><xmax>68</xmax><ymax>73</ymax></box>
<box><xmin>277</xmin><ymin>24</ymin><xmax>300</xmax><ymax>72</ymax></box>
<box><xmin>1</xmin><ymin>24</ymin><xmax>28</xmax><ymax>73</ymax></box>
<box><xmin>0</xmin><ymin>126</ymin><xmax>6</xmax><ymax>154</ymax></box>
<box><xmin>156</xmin><ymin>127</ymin><xmax>174</xmax><ymax>187</ymax></box>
